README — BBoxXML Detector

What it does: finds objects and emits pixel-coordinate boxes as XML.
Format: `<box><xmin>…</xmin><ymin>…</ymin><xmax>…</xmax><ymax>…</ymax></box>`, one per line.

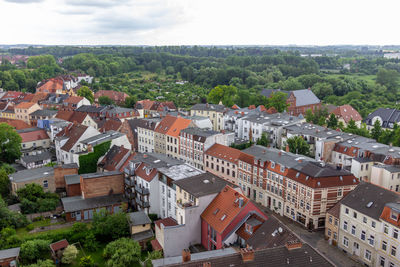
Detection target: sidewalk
<box><xmin>263</xmin><ymin>208</ymin><xmax>363</xmax><ymax>267</ymax></box>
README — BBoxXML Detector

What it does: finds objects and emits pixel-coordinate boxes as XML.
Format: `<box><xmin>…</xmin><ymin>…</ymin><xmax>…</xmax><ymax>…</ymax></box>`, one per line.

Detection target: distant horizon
<box><xmin>2</xmin><ymin>0</ymin><xmax>400</xmax><ymax>46</ymax></box>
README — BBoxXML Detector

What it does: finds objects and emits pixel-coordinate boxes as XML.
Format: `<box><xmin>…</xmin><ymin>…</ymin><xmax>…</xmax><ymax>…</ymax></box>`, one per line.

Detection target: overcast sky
<box><xmin>1</xmin><ymin>0</ymin><xmax>399</xmax><ymax>45</ymax></box>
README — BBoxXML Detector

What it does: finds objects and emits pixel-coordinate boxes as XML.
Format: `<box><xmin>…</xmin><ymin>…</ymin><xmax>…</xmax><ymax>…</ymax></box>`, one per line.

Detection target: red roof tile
<box><xmin>56</xmin><ymin>123</ymin><xmax>88</xmax><ymax>152</ymax></box>
<box><xmin>380</xmin><ymin>206</ymin><xmax>400</xmax><ymax>227</ymax></box>
<box><xmin>166</xmin><ymin>117</ymin><xmax>191</xmax><ymax>137</ymax></box>
<box><xmin>151</xmin><ymin>239</ymin><xmax>163</xmax><ymax>251</ymax></box>
<box><xmin>201</xmin><ymin>185</ymin><xmax>249</xmax><ymax>234</ymax></box>
<box><xmin>206</xmin><ymin>144</ymin><xmax>250</xmax><ymax>164</ymax></box>
<box><xmin>56</xmin><ymin>110</ymin><xmax>88</xmax><ymax>124</ymax></box>
<box><xmin>50</xmin><ymin>239</ymin><xmax>69</xmax><ymax>253</ymax></box>
<box><xmin>15</xmin><ymin>102</ymin><xmax>38</xmax><ymax>109</ymax></box>
<box><xmin>37</xmin><ymin>78</ymin><xmax>64</xmax><ymax>93</ymax></box>
<box><xmin>1</xmin><ymin>91</ymin><xmax>23</xmax><ymax>100</ymax></box>
<box><xmin>19</xmin><ymin>129</ymin><xmax>49</xmax><ymax>143</ymax></box>
<box><xmin>0</xmin><ymin>119</ymin><xmax>30</xmax><ymax>130</ymax></box>
<box><xmin>136</xmin><ymin>99</ymin><xmax>155</xmax><ymax>110</ymax></box>
<box><xmin>155</xmin><ymin>115</ymin><xmax>177</xmax><ymax>135</ymax></box>
<box><xmin>332</xmin><ymin>105</ymin><xmax>362</xmax><ymax>123</ymax></box>
<box><xmin>64</xmin><ymin>96</ymin><xmax>84</xmax><ymax>104</ymax></box>
<box><xmin>155</xmin><ymin>217</ymin><xmax>178</xmax><ymax>228</ymax></box>
<box><xmin>94</xmin><ymin>90</ymin><xmax>128</xmax><ymax>102</ymax></box>
<box><xmin>134</xmin><ymin>162</ymin><xmax>158</xmax><ymax>182</ymax></box>
<box><xmin>99</xmin><ymin>145</ymin><xmax>130</xmax><ymax>172</ymax></box>
<box><xmin>31</xmin><ymin>92</ymin><xmax>49</xmax><ymax>103</ymax></box>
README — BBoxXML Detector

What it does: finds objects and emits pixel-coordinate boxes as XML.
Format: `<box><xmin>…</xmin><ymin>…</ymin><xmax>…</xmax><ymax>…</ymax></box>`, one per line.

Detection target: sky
<box><xmin>1</xmin><ymin>0</ymin><xmax>400</xmax><ymax>46</ymax></box>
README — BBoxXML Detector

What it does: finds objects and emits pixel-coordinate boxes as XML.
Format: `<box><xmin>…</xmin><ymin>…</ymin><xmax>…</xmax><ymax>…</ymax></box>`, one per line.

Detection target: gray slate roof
<box><xmin>76</xmin><ymin>105</ymin><xmax>107</xmax><ymax>113</ymax></box>
<box><xmin>261</xmin><ymin>89</ymin><xmax>320</xmax><ymax>107</ymax></box>
<box><xmin>340</xmin><ymin>182</ymin><xmax>400</xmax><ymax>220</ymax></box>
<box><xmin>81</xmin><ymin>170</ymin><xmax>122</xmax><ymax>179</ymax></box>
<box><xmin>30</xmin><ymin>109</ymin><xmax>58</xmax><ymax>117</ymax></box>
<box><xmin>0</xmin><ymin>247</ymin><xmax>20</xmax><ymax>260</ymax></box>
<box><xmin>61</xmin><ymin>194</ymin><xmax>125</xmax><ymax>213</ymax></box>
<box><xmin>21</xmin><ymin>151</ymin><xmax>52</xmax><ymax>164</ymax></box>
<box><xmin>365</xmin><ymin>108</ymin><xmax>400</xmax><ymax>128</ymax></box>
<box><xmin>128</xmin><ymin>211</ymin><xmax>152</xmax><ymax>225</ymax></box>
<box><xmin>80</xmin><ymin>131</ymin><xmax>125</xmax><ymax>146</ymax></box>
<box><xmin>191</xmin><ymin>103</ymin><xmax>226</xmax><ymax>112</ymax></box>
<box><xmin>9</xmin><ymin>166</ymin><xmax>54</xmax><ymax>183</ymax></box>
<box><xmin>373</xmin><ymin>165</ymin><xmax>400</xmax><ymax>173</ymax></box>
<box><xmin>65</xmin><ymin>174</ymin><xmax>80</xmax><ymax>185</ymax></box>
<box><xmin>173</xmin><ymin>172</ymin><xmax>234</xmax><ymax>198</ymax></box>
<box><xmin>132</xmin><ymin>229</ymin><xmax>154</xmax><ymax>242</ymax></box>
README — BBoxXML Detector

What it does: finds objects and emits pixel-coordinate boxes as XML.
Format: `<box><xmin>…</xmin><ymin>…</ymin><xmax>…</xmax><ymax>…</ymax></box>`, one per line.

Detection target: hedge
<box><xmin>78</xmin><ymin>141</ymin><xmax>111</xmax><ymax>174</ymax></box>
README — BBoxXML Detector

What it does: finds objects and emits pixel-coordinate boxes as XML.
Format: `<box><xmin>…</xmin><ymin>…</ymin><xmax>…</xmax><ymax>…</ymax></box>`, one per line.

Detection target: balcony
<box><xmin>125</xmin><ymin>178</ymin><xmax>135</xmax><ymax>187</ymax></box>
<box><xmin>177</xmin><ymin>200</ymin><xmax>196</xmax><ymax>209</ymax></box>
<box><xmin>135</xmin><ymin>196</ymin><xmax>150</xmax><ymax>208</ymax></box>
<box><xmin>135</xmin><ymin>185</ymin><xmax>150</xmax><ymax>195</ymax></box>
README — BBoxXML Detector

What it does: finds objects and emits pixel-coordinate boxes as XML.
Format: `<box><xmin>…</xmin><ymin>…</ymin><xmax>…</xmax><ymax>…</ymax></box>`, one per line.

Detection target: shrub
<box><xmin>20</xmin><ymin>239</ymin><xmax>51</xmax><ymax>264</ymax></box>
<box><xmin>26</xmin><ymin>224</ymin><xmax>34</xmax><ymax>231</ymax></box>
<box><xmin>80</xmin><ymin>255</ymin><xmax>95</xmax><ymax>267</ymax></box>
<box><xmin>62</xmin><ymin>245</ymin><xmax>78</xmax><ymax>264</ymax></box>
<box><xmin>78</xmin><ymin>141</ymin><xmax>111</xmax><ymax>174</ymax></box>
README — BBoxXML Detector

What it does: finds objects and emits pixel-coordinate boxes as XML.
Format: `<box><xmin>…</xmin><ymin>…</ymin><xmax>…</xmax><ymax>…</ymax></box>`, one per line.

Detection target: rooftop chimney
<box><xmin>238</xmin><ymin>197</ymin><xmax>244</xmax><ymax>208</ymax></box>
<box><xmin>278</xmin><ymin>151</ymin><xmax>282</xmax><ymax>156</ymax></box>
<box><xmin>285</xmin><ymin>240</ymin><xmax>302</xmax><ymax>250</ymax></box>
<box><xmin>240</xmin><ymin>247</ymin><xmax>255</xmax><ymax>262</ymax></box>
<box><xmin>285</xmin><ymin>145</ymin><xmax>290</xmax><ymax>153</ymax></box>
<box><xmin>182</xmin><ymin>249</ymin><xmax>191</xmax><ymax>262</ymax></box>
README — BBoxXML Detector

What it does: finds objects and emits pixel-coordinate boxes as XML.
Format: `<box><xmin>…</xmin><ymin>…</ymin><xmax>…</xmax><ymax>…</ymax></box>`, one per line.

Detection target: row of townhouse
<box><xmin>325</xmin><ymin>182</ymin><xmax>400</xmax><ymax>267</ymax></box>
<box><xmin>204</xmin><ymin>143</ymin><xmax>359</xmax><ymax>230</ymax></box>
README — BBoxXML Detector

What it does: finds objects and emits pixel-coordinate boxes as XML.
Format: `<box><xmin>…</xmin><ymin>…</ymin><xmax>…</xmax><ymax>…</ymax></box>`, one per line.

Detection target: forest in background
<box><xmin>0</xmin><ymin>46</ymin><xmax>400</xmax><ymax>117</ymax></box>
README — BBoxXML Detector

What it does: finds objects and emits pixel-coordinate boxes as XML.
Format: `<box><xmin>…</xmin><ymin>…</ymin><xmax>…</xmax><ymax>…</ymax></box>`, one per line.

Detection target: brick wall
<box><xmin>81</xmin><ymin>173</ymin><xmax>124</xmax><ymax>199</ymax></box>
<box><xmin>54</xmin><ymin>166</ymin><xmax>79</xmax><ymax>189</ymax></box>
<box><xmin>66</xmin><ymin>184</ymin><xmax>81</xmax><ymax>197</ymax></box>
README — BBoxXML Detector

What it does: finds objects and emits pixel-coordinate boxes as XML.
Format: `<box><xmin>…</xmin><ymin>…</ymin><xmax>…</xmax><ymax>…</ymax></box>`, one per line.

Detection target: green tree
<box><xmin>77</xmin><ymin>86</ymin><xmax>94</xmax><ymax>104</ymax></box>
<box><xmin>103</xmin><ymin>238</ymin><xmax>141</xmax><ymax>267</ymax></box>
<box><xmin>326</xmin><ymin>113</ymin><xmax>338</xmax><ymax>129</ymax></box>
<box><xmin>285</xmin><ymin>136</ymin><xmax>310</xmax><ymax>156</ymax></box>
<box><xmin>124</xmin><ymin>96</ymin><xmax>137</xmax><ymax>108</ymax></box>
<box><xmin>0</xmin><ymin>169</ymin><xmax>10</xmax><ymax>197</ymax></box>
<box><xmin>92</xmin><ymin>210</ymin><xmax>129</xmax><ymax>240</ymax></box>
<box><xmin>20</xmin><ymin>239</ymin><xmax>51</xmax><ymax>264</ymax></box>
<box><xmin>62</xmin><ymin>245</ymin><xmax>78</xmax><ymax>264</ymax></box>
<box><xmin>256</xmin><ymin>133</ymin><xmax>269</xmax><ymax>147</ymax></box>
<box><xmin>140</xmin><ymin>250</ymin><xmax>163</xmax><ymax>267</ymax></box>
<box><xmin>0</xmin><ymin>123</ymin><xmax>22</xmax><ymax>163</ymax></box>
<box><xmin>80</xmin><ymin>256</ymin><xmax>95</xmax><ymax>267</ymax></box>
<box><xmin>207</xmin><ymin>85</ymin><xmax>237</xmax><ymax>107</ymax></box>
<box><xmin>0</xmin><ymin>195</ymin><xmax>29</xmax><ymax>229</ymax></box>
<box><xmin>377</xmin><ymin>68</ymin><xmax>399</xmax><ymax>92</ymax></box>
<box><xmin>98</xmin><ymin>96</ymin><xmax>114</xmax><ymax>106</ymax></box>
<box><xmin>371</xmin><ymin>120</ymin><xmax>383</xmax><ymax>141</ymax></box>
<box><xmin>25</xmin><ymin>259</ymin><xmax>56</xmax><ymax>267</ymax></box>
<box><xmin>266</xmin><ymin>92</ymin><xmax>289</xmax><ymax>112</ymax></box>
<box><xmin>311</xmin><ymin>82</ymin><xmax>334</xmax><ymax>100</ymax></box>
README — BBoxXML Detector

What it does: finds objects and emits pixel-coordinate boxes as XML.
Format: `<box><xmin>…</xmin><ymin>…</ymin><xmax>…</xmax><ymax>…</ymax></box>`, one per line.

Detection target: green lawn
<box><xmin>16</xmin><ymin>219</ymin><xmax>63</xmax><ymax>237</ymax></box>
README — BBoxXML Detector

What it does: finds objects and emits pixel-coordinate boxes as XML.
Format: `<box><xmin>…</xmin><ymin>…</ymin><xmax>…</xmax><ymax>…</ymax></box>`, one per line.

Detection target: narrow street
<box><xmin>263</xmin><ymin>208</ymin><xmax>363</xmax><ymax>267</ymax></box>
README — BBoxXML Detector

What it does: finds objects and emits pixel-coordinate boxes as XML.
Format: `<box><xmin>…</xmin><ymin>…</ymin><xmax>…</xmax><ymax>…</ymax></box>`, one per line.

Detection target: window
<box><xmin>363</xmin><ymin>217</ymin><xmax>367</xmax><ymax>223</ymax></box>
<box><xmin>365</xmin><ymin>249</ymin><xmax>371</xmax><ymax>261</ymax></box>
<box><xmin>328</xmin><ymin>229</ymin><xmax>331</xmax><ymax>236</ymax></box>
<box><xmin>384</xmin><ymin>224</ymin><xmax>389</xmax><ymax>234</ymax></box>
<box><xmin>351</xmin><ymin>225</ymin><xmax>356</xmax><ymax>235</ymax></box>
<box><xmin>343</xmin><ymin>221</ymin><xmax>348</xmax><ymax>231</ymax></box>
<box><xmin>382</xmin><ymin>241</ymin><xmax>387</xmax><ymax>251</ymax></box>
<box><xmin>391</xmin><ymin>246</ymin><xmax>396</xmax><ymax>257</ymax></box>
<box><xmin>333</xmin><ymin>232</ymin><xmax>337</xmax><ymax>240</ymax></box>
<box><xmin>328</xmin><ymin>216</ymin><xmax>333</xmax><ymax>224</ymax></box>
<box><xmin>369</xmin><ymin>235</ymin><xmax>374</xmax><ymax>246</ymax></box>
<box><xmin>361</xmin><ymin>231</ymin><xmax>366</xmax><ymax>240</ymax></box>
<box><xmin>379</xmin><ymin>256</ymin><xmax>385</xmax><ymax>267</ymax></box>
<box><xmin>390</xmin><ymin>263</ymin><xmax>395</xmax><ymax>267</ymax></box>
<box><xmin>391</xmin><ymin>211</ymin><xmax>399</xmax><ymax>221</ymax></box>
<box><xmin>345</xmin><ymin>208</ymin><xmax>349</xmax><ymax>214</ymax></box>
<box><xmin>353</xmin><ymin>212</ymin><xmax>357</xmax><ymax>219</ymax></box>
<box><xmin>393</xmin><ymin>229</ymin><xmax>398</xmax><ymax>239</ymax></box>
<box><xmin>343</xmin><ymin>236</ymin><xmax>349</xmax><ymax>247</ymax></box>
<box><xmin>43</xmin><ymin>180</ymin><xmax>48</xmax><ymax>188</ymax></box>
<box><xmin>371</xmin><ymin>221</ymin><xmax>376</xmax><ymax>228</ymax></box>
<box><xmin>338</xmin><ymin>188</ymin><xmax>342</xmax><ymax>197</ymax></box>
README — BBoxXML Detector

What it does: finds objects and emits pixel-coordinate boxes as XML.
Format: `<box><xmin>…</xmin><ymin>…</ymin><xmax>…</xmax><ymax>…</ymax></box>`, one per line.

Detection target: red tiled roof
<box><xmin>64</xmin><ymin>96</ymin><xmax>84</xmax><ymax>104</ymax></box>
<box><xmin>50</xmin><ymin>239</ymin><xmax>69</xmax><ymax>253</ymax></box>
<box><xmin>332</xmin><ymin>105</ymin><xmax>362</xmax><ymax>123</ymax></box>
<box><xmin>0</xmin><ymin>119</ymin><xmax>30</xmax><ymax>130</ymax></box>
<box><xmin>201</xmin><ymin>185</ymin><xmax>249</xmax><ymax>234</ymax></box>
<box><xmin>118</xmin><ymin>153</ymin><xmax>136</xmax><ymax>172</ymax></box>
<box><xmin>20</xmin><ymin>93</ymin><xmax>34</xmax><ymax>102</ymax></box>
<box><xmin>134</xmin><ymin>162</ymin><xmax>158</xmax><ymax>182</ymax></box>
<box><xmin>94</xmin><ymin>90</ymin><xmax>128</xmax><ymax>102</ymax></box>
<box><xmin>97</xmin><ymin>119</ymin><xmax>122</xmax><ymax>132</ymax></box>
<box><xmin>56</xmin><ymin>123</ymin><xmax>88</xmax><ymax>152</ymax></box>
<box><xmin>136</xmin><ymin>99</ymin><xmax>155</xmax><ymax>110</ymax></box>
<box><xmin>1</xmin><ymin>91</ymin><xmax>23</xmax><ymax>100</ymax></box>
<box><xmin>380</xmin><ymin>206</ymin><xmax>400</xmax><ymax>227</ymax></box>
<box><xmin>99</xmin><ymin>145</ymin><xmax>130</xmax><ymax>172</ymax></box>
<box><xmin>206</xmin><ymin>144</ymin><xmax>248</xmax><ymax>164</ymax></box>
<box><xmin>232</xmin><ymin>104</ymin><xmax>240</xmax><ymax>110</ymax></box>
<box><xmin>15</xmin><ymin>102</ymin><xmax>38</xmax><ymax>109</ymax></box>
<box><xmin>37</xmin><ymin>78</ymin><xmax>64</xmax><ymax>93</ymax></box>
<box><xmin>258</xmin><ymin>105</ymin><xmax>267</xmax><ymax>112</ymax></box>
<box><xmin>19</xmin><ymin>129</ymin><xmax>49</xmax><ymax>143</ymax></box>
<box><xmin>266</xmin><ymin>107</ymin><xmax>277</xmax><ymax>114</ymax></box>
<box><xmin>166</xmin><ymin>117</ymin><xmax>191</xmax><ymax>137</ymax></box>
<box><xmin>155</xmin><ymin>115</ymin><xmax>177</xmax><ymax>135</ymax></box>
<box><xmin>151</xmin><ymin>239</ymin><xmax>163</xmax><ymax>251</ymax></box>
<box><xmin>248</xmin><ymin>105</ymin><xmax>256</xmax><ymax>110</ymax></box>
<box><xmin>31</xmin><ymin>92</ymin><xmax>49</xmax><ymax>103</ymax></box>
<box><xmin>155</xmin><ymin>217</ymin><xmax>178</xmax><ymax>228</ymax></box>
<box><xmin>56</xmin><ymin>110</ymin><xmax>88</xmax><ymax>124</ymax></box>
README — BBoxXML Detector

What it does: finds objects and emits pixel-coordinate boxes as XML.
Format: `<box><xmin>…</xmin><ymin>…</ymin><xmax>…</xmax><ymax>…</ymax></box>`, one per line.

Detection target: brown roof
<box><xmin>136</xmin><ymin>99</ymin><xmax>155</xmax><ymax>110</ymax></box>
<box><xmin>56</xmin><ymin>110</ymin><xmax>88</xmax><ymax>124</ymax></box>
<box><xmin>0</xmin><ymin>119</ymin><xmax>30</xmax><ymax>130</ymax></box>
<box><xmin>94</xmin><ymin>90</ymin><xmax>128</xmax><ymax>102</ymax></box>
<box><xmin>31</xmin><ymin>92</ymin><xmax>49</xmax><ymax>103</ymax></box>
<box><xmin>50</xmin><ymin>239</ymin><xmax>69</xmax><ymax>253</ymax></box>
<box><xmin>37</xmin><ymin>78</ymin><xmax>64</xmax><ymax>93</ymax></box>
<box><xmin>155</xmin><ymin>115</ymin><xmax>177</xmax><ymax>135</ymax></box>
<box><xmin>134</xmin><ymin>162</ymin><xmax>158</xmax><ymax>182</ymax></box>
<box><xmin>20</xmin><ymin>93</ymin><xmax>34</xmax><ymax>102</ymax></box>
<box><xmin>155</xmin><ymin>217</ymin><xmax>178</xmax><ymax>228</ymax></box>
<box><xmin>327</xmin><ymin>201</ymin><xmax>341</xmax><ymax>218</ymax></box>
<box><xmin>332</xmin><ymin>105</ymin><xmax>362</xmax><ymax>123</ymax></box>
<box><xmin>98</xmin><ymin>145</ymin><xmax>130</xmax><ymax>171</ymax></box>
<box><xmin>201</xmin><ymin>185</ymin><xmax>249</xmax><ymax>234</ymax></box>
<box><xmin>1</xmin><ymin>91</ymin><xmax>23</xmax><ymax>100</ymax></box>
<box><xmin>19</xmin><ymin>128</ymin><xmax>49</xmax><ymax>143</ymax></box>
<box><xmin>97</xmin><ymin>119</ymin><xmax>122</xmax><ymax>132</ymax></box>
<box><xmin>151</xmin><ymin>239</ymin><xmax>163</xmax><ymax>251</ymax></box>
<box><xmin>56</xmin><ymin>123</ymin><xmax>88</xmax><ymax>152</ymax></box>
<box><xmin>206</xmin><ymin>144</ymin><xmax>247</xmax><ymax>164</ymax></box>
<box><xmin>64</xmin><ymin>96</ymin><xmax>84</xmax><ymax>104</ymax></box>
<box><xmin>166</xmin><ymin>117</ymin><xmax>192</xmax><ymax>137</ymax></box>
<box><xmin>15</xmin><ymin>102</ymin><xmax>37</xmax><ymax>109</ymax></box>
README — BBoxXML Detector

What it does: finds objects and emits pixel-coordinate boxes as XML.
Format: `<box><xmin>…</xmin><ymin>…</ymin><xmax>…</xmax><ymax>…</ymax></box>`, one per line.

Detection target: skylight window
<box><xmin>213</xmin><ymin>208</ymin><xmax>219</xmax><ymax>215</ymax></box>
<box><xmin>221</xmin><ymin>214</ymin><xmax>227</xmax><ymax>221</ymax></box>
<box><xmin>366</xmin><ymin>202</ymin><xmax>373</xmax><ymax>208</ymax></box>
<box><xmin>296</xmin><ymin>172</ymin><xmax>300</xmax><ymax>178</ymax></box>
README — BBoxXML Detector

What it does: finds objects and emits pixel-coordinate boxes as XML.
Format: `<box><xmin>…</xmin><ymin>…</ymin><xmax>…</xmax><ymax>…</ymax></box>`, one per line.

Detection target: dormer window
<box><xmin>245</xmin><ymin>223</ymin><xmax>253</xmax><ymax>234</ymax></box>
<box><xmin>271</xmin><ymin>162</ymin><xmax>275</xmax><ymax>168</ymax></box>
<box><xmin>391</xmin><ymin>211</ymin><xmax>399</xmax><ymax>221</ymax></box>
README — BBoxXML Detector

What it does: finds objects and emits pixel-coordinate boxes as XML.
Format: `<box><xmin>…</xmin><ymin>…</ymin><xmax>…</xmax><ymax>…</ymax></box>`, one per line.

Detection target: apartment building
<box><xmin>179</xmin><ymin>127</ymin><xmax>233</xmax><ymax>170</ymax></box>
<box><xmin>190</xmin><ymin>103</ymin><xmax>226</xmax><ymax>131</ymax></box>
<box><xmin>14</xmin><ymin>102</ymin><xmax>41</xmax><ymax>125</ymax></box>
<box><xmin>17</xmin><ymin>127</ymin><xmax>51</xmax><ymax>156</ymax></box>
<box><xmin>242</xmin><ymin>145</ymin><xmax>359</xmax><ymax>230</ymax></box>
<box><xmin>137</xmin><ymin>119</ymin><xmax>160</xmax><ymax>153</ymax></box>
<box><xmin>338</xmin><ymin>182</ymin><xmax>400</xmax><ymax>267</ymax></box>
<box><xmin>165</xmin><ymin>116</ymin><xmax>192</xmax><ymax>159</ymax></box>
<box><xmin>154</xmin><ymin>115</ymin><xmax>177</xmax><ymax>155</ymax></box>
<box><xmin>371</xmin><ymin>165</ymin><xmax>400</xmax><ymax>192</ymax></box>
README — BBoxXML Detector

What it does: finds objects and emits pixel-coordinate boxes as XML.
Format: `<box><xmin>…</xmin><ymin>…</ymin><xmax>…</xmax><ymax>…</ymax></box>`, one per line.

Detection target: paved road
<box><xmin>263</xmin><ymin>208</ymin><xmax>363</xmax><ymax>267</ymax></box>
